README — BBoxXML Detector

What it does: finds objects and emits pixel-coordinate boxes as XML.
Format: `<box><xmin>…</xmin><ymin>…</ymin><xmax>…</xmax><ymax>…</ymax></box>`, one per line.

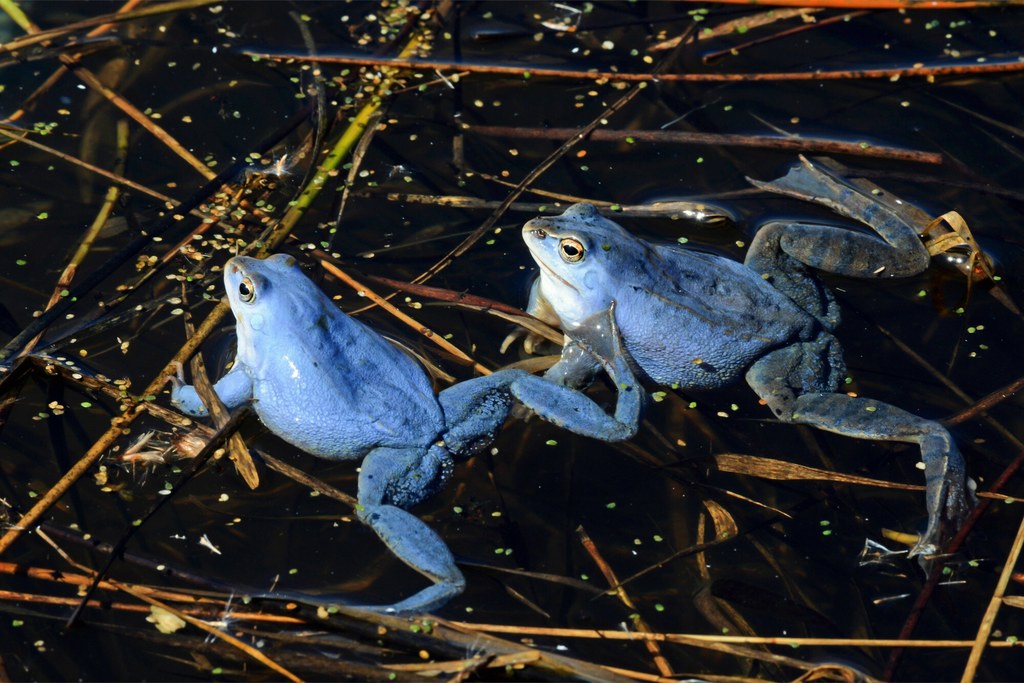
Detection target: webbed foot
<box><xmin>747</xmin><ymin>156</ymin><xmax>932</xmax><ymax>280</ymax></box>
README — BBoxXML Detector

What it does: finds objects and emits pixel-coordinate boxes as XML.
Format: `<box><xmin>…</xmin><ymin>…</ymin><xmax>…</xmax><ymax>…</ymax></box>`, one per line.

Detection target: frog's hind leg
<box><xmin>748</xmin><ymin>156</ymin><xmax>931</xmax><ymax>280</ymax></box>
<box><xmin>746</xmin><ymin>343</ymin><xmax>972</xmax><ymax>558</ymax></box>
<box><xmin>355</xmin><ymin>445</ymin><xmax>464</xmax><ymax>613</ymax></box>
<box><xmin>506</xmin><ymin>307</ymin><xmax>644</xmax><ymax>442</ymax></box>
<box><xmin>438</xmin><ymin>373</ymin><xmax>516</xmax><ymax>456</ymax></box>
<box><xmin>745</xmin><ymin>222</ymin><xmax>840</xmax><ymax>329</ymax></box>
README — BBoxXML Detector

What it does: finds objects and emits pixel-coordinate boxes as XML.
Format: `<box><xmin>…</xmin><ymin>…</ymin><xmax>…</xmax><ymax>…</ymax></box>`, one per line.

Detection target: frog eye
<box><xmin>238</xmin><ymin>277</ymin><xmax>256</xmax><ymax>303</ymax></box>
<box><xmin>559</xmin><ymin>238</ymin><xmax>585</xmax><ymax>263</ymax></box>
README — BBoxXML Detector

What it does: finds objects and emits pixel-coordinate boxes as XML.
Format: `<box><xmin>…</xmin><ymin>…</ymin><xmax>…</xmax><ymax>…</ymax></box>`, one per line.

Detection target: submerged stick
<box><xmin>469</xmin><ymin>124</ymin><xmax>942</xmax><ymax>165</ymax></box>
<box><xmin>245</xmin><ymin>52</ymin><xmax>1024</xmax><ymax>83</ymax></box>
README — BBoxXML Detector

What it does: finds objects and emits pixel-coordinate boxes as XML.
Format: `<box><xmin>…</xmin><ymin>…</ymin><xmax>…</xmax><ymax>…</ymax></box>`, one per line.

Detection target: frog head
<box><xmin>522</xmin><ymin>203</ymin><xmax>642</xmax><ymax>330</ymax></box>
<box><xmin>222</xmin><ymin>253</ymin><xmax>322</xmax><ymax>368</ymax></box>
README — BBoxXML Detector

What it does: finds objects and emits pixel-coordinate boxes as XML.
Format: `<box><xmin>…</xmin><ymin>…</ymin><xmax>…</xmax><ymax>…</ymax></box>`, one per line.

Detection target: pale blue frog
<box><xmin>171</xmin><ymin>253</ymin><xmax>631</xmax><ymax>612</ymax></box>
<box><xmin>513</xmin><ymin>157</ymin><xmax>973</xmax><ymax>558</ymax></box>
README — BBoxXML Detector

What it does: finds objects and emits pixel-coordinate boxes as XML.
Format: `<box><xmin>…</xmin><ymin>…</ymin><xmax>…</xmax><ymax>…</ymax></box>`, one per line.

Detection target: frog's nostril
<box><xmin>534</xmin><ymin>229</ymin><xmax>547</xmax><ymax>239</ymax></box>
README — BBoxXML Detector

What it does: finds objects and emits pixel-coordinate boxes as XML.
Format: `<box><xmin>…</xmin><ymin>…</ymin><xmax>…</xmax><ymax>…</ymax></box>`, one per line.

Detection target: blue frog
<box><xmin>172</xmin><ymin>254</ymin><xmax>522</xmax><ymax>613</ymax></box>
<box><xmin>513</xmin><ymin>157</ymin><xmax>973</xmax><ymax>558</ymax></box>
<box><xmin>171</xmin><ymin>253</ymin><xmax>640</xmax><ymax>613</ymax></box>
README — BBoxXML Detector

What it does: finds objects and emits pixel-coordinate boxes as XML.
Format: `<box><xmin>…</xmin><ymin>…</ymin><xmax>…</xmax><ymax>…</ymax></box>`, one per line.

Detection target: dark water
<box><xmin>1</xmin><ymin>2</ymin><xmax>1023</xmax><ymax>680</ymax></box>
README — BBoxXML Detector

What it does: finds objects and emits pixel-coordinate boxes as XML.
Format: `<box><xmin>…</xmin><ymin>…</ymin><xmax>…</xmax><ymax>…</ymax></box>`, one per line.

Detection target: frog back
<box><xmin>614</xmin><ymin>246</ymin><xmax>816</xmax><ymax>389</ymax></box>
<box><xmin>230</xmin><ymin>257</ymin><xmax>444</xmax><ymax>458</ymax></box>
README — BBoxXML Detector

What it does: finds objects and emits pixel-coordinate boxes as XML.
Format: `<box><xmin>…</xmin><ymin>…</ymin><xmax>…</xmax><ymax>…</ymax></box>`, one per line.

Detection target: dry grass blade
<box><xmin>922</xmin><ymin>211</ymin><xmax>995</xmax><ymax>280</ymax></box>
<box><xmin>1</xmin><ymin>0</ymin><xmax>143</xmax><ymax>125</ymax></box>
<box><xmin>0</xmin><ymin>126</ymin><xmax>177</xmax><ymax>204</ymax></box>
<box><xmin>0</xmin><ymin>0</ymin><xmax>221</xmax><ymax>54</ymax></box>
<box><xmin>702</xmin><ymin>499</ymin><xmax>739</xmax><ymax>539</ymax></box>
<box><xmin>694</xmin><ymin>0</ymin><xmax>1005</xmax><ymax>7</ymax></box>
<box><xmin>362</xmin><ymin>274</ymin><xmax>566</xmax><ymax>348</ymax></box>
<box><xmin>718</xmin><ymin>453</ymin><xmax>1014</xmax><ymax>503</ymax></box>
<box><xmin>181</xmin><ymin>303</ymin><xmax>259</xmax><ymax>489</ymax></box>
<box><xmin>945</xmin><ymin>374</ymin><xmax>1024</xmax><ymax>428</ymax></box>
<box><xmin>66</xmin><ymin>65</ymin><xmax>217</xmax><ymax>180</ymax></box>
<box><xmin>115</xmin><ymin>584</ymin><xmax>304</xmax><ymax>683</ymax></box>
<box><xmin>577</xmin><ymin>525</ymin><xmax>674</xmax><ymax>677</ymax></box>
<box><xmin>17</xmin><ymin>118</ymin><xmax>128</xmax><ymax>358</ymax></box>
<box><xmin>0</xmin><ymin>300</ymin><xmax>231</xmax><ymax>556</ymax></box>
<box><xmin>701</xmin><ymin>11</ymin><xmax>866</xmax><ymax>63</ymax></box>
<box><xmin>30</xmin><ymin>526</ymin><xmax>303</xmax><ymax>679</ymax></box>
<box><xmin>316</xmin><ymin>257</ymin><xmax>492</xmax><ymax>375</ymax></box>
<box><xmin>960</xmin><ymin>512</ymin><xmax>1024</xmax><ymax>681</ymax></box>
<box><xmin>4</xmin><ymin>1</ymin><xmax>218</xmax><ymax>180</ymax></box>
<box><xmin>448</xmin><ymin>622</ymin><xmax>886</xmax><ymax>676</ymax></box>
<box><xmin>406</xmin><ymin>40</ymin><xmax>662</xmax><ymax>288</ymax></box>
<box><xmin>714</xmin><ymin>453</ymin><xmax>922</xmax><ymax>490</ymax></box>
<box><xmin>650</xmin><ymin>8</ymin><xmax>821</xmax><ymax>51</ymax></box>
<box><xmin>884</xmin><ymin>447</ymin><xmax>1024</xmax><ymax>679</ymax></box>
<box><xmin>448</xmin><ymin>621</ymin><xmax>1024</xmax><ymax>650</ymax></box>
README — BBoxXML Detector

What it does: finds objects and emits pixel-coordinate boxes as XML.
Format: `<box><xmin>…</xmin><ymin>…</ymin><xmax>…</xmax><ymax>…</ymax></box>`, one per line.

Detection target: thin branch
<box><xmin>679</xmin><ymin>0</ymin><xmax>1010</xmax><ymax>7</ymax></box>
<box><xmin>447</xmin><ymin>622</ymin><xmax>1024</xmax><ymax>649</ymax></box>
<box><xmin>469</xmin><ymin>124</ymin><xmax>943</xmax><ymax>164</ymax></box>
<box><xmin>960</xmin><ymin>512</ymin><xmax>1024</xmax><ymax>680</ymax></box>
<box><xmin>244</xmin><ymin>51</ymin><xmax>1024</xmax><ymax>83</ymax></box>
<box><xmin>0</xmin><ymin>0</ymin><xmax>220</xmax><ymax>55</ymax></box>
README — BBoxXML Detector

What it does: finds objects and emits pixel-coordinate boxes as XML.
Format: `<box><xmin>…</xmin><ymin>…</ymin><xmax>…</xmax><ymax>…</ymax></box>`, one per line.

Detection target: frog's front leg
<box><xmin>355</xmin><ymin>444</ymin><xmax>463</xmax><ymax>613</ymax></box>
<box><xmin>170</xmin><ymin>363</ymin><xmax>253</xmax><ymax>417</ymax></box>
<box><xmin>544</xmin><ymin>339</ymin><xmax>604</xmax><ymax>390</ymax></box>
<box><xmin>746</xmin><ymin>342</ymin><xmax>973</xmax><ymax>557</ymax></box>
<box><xmin>747</xmin><ymin>156</ymin><xmax>932</xmax><ymax>283</ymax></box>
